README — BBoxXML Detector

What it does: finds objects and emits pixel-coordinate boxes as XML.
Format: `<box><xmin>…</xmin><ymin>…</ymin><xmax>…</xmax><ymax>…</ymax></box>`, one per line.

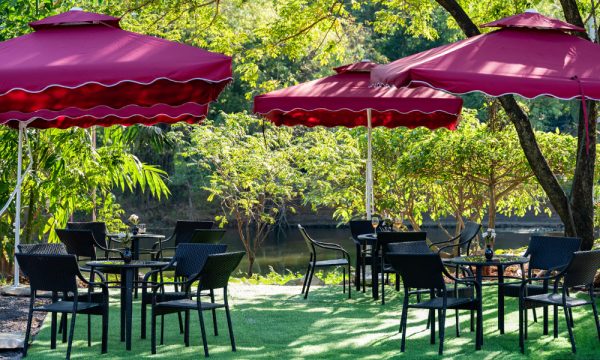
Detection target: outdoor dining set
<box><xmin>298</xmin><ymin>220</ymin><xmax>600</xmax><ymax>355</ymax></box>
<box><xmin>15</xmin><ymin>220</ymin><xmax>243</xmax><ymax>359</ymax></box>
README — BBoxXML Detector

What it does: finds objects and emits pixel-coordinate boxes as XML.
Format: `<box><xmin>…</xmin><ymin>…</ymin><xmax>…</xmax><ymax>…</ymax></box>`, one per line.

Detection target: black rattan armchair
<box><xmin>430</xmin><ymin>221</ymin><xmax>481</xmax><ymax>258</ymax></box>
<box><xmin>519</xmin><ymin>249</ymin><xmax>600</xmax><ymax>354</ymax></box>
<box><xmin>501</xmin><ymin>235</ymin><xmax>581</xmax><ymax>335</ymax></box>
<box><xmin>387</xmin><ymin>253</ymin><xmax>482</xmax><ymax>355</ymax></box>
<box><xmin>140</xmin><ymin>243</ymin><xmax>227</xmax><ymax>339</ymax></box>
<box><xmin>150</xmin><ymin>251</ymin><xmax>245</xmax><ymax>357</ymax></box>
<box><xmin>16</xmin><ymin>253</ymin><xmax>109</xmax><ymax>360</ymax></box>
<box><xmin>375</xmin><ymin>231</ymin><xmax>427</xmax><ymax>304</ymax></box>
<box><xmin>66</xmin><ymin>222</ymin><xmax>114</xmax><ymax>258</ymax></box>
<box><xmin>153</xmin><ymin>220</ymin><xmax>214</xmax><ymax>261</ymax></box>
<box><xmin>56</xmin><ymin>228</ymin><xmax>122</xmax><ymax>262</ymax></box>
<box><xmin>298</xmin><ymin>224</ymin><xmax>351</xmax><ymax>299</ymax></box>
<box><xmin>17</xmin><ymin>243</ymin><xmax>67</xmax><ymax>255</ymax></box>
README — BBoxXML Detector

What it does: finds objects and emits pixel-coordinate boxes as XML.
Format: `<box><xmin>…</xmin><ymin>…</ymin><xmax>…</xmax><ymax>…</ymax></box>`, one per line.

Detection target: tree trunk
<box><xmin>434</xmin><ymin>0</ymin><xmax>595</xmax><ymax>247</ymax></box>
<box><xmin>247</xmin><ymin>254</ymin><xmax>255</xmax><ymax>277</ymax></box>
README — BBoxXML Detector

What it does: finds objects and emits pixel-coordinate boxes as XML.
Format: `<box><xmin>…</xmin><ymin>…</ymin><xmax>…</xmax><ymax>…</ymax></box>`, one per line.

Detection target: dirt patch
<box><xmin>0</xmin><ymin>295</ymin><xmax>48</xmax><ymax>360</ymax></box>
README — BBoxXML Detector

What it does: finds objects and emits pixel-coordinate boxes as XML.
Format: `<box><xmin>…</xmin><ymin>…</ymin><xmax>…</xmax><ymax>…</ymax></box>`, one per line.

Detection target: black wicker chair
<box><xmin>375</xmin><ymin>231</ymin><xmax>427</xmax><ymax>304</ymax></box>
<box><xmin>189</xmin><ymin>229</ymin><xmax>227</xmax><ymax>244</ymax></box>
<box><xmin>17</xmin><ymin>243</ymin><xmax>67</xmax><ymax>255</ymax></box>
<box><xmin>66</xmin><ymin>222</ymin><xmax>115</xmax><ymax>258</ymax></box>
<box><xmin>140</xmin><ymin>243</ymin><xmax>227</xmax><ymax>339</ymax></box>
<box><xmin>519</xmin><ymin>249</ymin><xmax>600</xmax><ymax>354</ymax></box>
<box><xmin>16</xmin><ymin>253</ymin><xmax>109</xmax><ymax>360</ymax></box>
<box><xmin>349</xmin><ymin>220</ymin><xmax>382</xmax><ymax>292</ymax></box>
<box><xmin>298</xmin><ymin>224</ymin><xmax>351</xmax><ymax>299</ymax></box>
<box><xmin>153</xmin><ymin>220</ymin><xmax>215</xmax><ymax>261</ymax></box>
<box><xmin>56</xmin><ymin>228</ymin><xmax>122</xmax><ymax>263</ymax></box>
<box><xmin>387</xmin><ymin>253</ymin><xmax>482</xmax><ymax>355</ymax></box>
<box><xmin>430</xmin><ymin>221</ymin><xmax>481</xmax><ymax>258</ymax></box>
<box><xmin>150</xmin><ymin>251</ymin><xmax>245</xmax><ymax>357</ymax></box>
<box><xmin>501</xmin><ymin>235</ymin><xmax>581</xmax><ymax>335</ymax></box>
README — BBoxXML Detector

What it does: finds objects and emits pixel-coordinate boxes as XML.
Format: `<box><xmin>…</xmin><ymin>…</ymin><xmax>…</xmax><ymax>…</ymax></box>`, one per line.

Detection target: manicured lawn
<box><xmin>26</xmin><ymin>284</ymin><xmax>599</xmax><ymax>359</ymax></box>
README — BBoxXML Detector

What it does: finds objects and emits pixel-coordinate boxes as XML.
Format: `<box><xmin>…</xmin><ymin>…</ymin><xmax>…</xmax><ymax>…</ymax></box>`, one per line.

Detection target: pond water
<box><xmin>212</xmin><ymin>225</ymin><xmax>562</xmax><ymax>274</ymax></box>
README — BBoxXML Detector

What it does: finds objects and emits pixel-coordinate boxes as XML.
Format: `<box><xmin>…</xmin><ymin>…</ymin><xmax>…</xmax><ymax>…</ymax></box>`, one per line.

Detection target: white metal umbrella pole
<box><xmin>365</xmin><ymin>109</ymin><xmax>374</xmax><ymax>220</ymax></box>
<box><xmin>13</xmin><ymin>122</ymin><xmax>24</xmax><ymax>287</ymax></box>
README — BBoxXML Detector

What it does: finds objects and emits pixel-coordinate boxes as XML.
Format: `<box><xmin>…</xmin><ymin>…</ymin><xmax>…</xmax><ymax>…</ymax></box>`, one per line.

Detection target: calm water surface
<box><xmin>213</xmin><ymin>225</ymin><xmax>561</xmax><ymax>274</ymax></box>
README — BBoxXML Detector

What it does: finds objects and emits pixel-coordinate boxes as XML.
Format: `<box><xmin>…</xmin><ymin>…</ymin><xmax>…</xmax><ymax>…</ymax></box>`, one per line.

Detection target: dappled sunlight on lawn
<box><xmin>23</xmin><ymin>284</ymin><xmax>599</xmax><ymax>359</ymax></box>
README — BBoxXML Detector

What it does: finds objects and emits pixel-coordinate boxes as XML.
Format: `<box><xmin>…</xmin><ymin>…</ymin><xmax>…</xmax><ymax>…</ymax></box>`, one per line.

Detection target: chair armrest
<box><xmin>429</xmin><ymin>235</ymin><xmax>459</xmax><ymax>248</ymax></box>
<box><xmin>77</xmin><ymin>269</ymin><xmax>108</xmax><ymax>291</ymax></box>
<box><xmin>314</xmin><ymin>241</ymin><xmax>350</xmax><ymax>257</ymax></box>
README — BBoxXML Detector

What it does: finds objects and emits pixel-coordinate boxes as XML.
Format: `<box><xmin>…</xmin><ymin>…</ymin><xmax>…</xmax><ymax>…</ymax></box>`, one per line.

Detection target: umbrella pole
<box><xmin>366</xmin><ymin>109</ymin><xmax>373</xmax><ymax>220</ymax></box>
<box><xmin>13</xmin><ymin>122</ymin><xmax>24</xmax><ymax>287</ymax></box>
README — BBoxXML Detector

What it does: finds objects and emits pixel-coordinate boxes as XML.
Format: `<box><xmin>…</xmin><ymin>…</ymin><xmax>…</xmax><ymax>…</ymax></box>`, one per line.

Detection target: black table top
<box><xmin>107</xmin><ymin>233</ymin><xmax>165</xmax><ymax>239</ymax></box>
<box><xmin>444</xmin><ymin>254</ymin><xmax>528</xmax><ymax>267</ymax></box>
<box><xmin>86</xmin><ymin>260</ymin><xmax>168</xmax><ymax>269</ymax></box>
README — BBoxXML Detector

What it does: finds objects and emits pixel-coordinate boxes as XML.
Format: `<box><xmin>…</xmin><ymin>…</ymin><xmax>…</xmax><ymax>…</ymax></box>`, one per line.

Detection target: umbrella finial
<box><xmin>70</xmin><ymin>6</ymin><xmax>84</xmax><ymax>11</ymax></box>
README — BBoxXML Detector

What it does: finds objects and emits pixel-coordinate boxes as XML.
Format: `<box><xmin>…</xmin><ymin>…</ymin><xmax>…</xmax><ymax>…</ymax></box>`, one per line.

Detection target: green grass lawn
<box><xmin>25</xmin><ymin>284</ymin><xmax>600</xmax><ymax>359</ymax></box>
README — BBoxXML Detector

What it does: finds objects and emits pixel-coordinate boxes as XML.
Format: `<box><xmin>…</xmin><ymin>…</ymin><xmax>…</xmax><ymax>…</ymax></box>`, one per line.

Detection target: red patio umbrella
<box><xmin>371</xmin><ymin>10</ymin><xmax>599</xmax><ymax>150</ymax></box>
<box><xmin>0</xmin><ymin>9</ymin><xmax>232</xmax><ymax>286</ymax></box>
<box><xmin>254</xmin><ymin>61</ymin><xmax>463</xmax><ymax>219</ymax></box>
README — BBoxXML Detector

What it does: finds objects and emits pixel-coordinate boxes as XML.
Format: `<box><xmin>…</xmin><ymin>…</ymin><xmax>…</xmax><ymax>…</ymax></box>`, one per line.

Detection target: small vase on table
<box><xmin>482</xmin><ymin>228</ymin><xmax>496</xmax><ymax>261</ymax></box>
<box><xmin>122</xmin><ymin>247</ymin><xmax>133</xmax><ymax>264</ymax></box>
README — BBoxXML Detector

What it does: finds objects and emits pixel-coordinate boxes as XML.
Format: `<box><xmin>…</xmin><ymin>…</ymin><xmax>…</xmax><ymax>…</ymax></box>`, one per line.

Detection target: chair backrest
<box><xmin>198</xmin><ymin>251</ymin><xmax>245</xmax><ymax>291</ymax></box>
<box><xmin>188</xmin><ymin>229</ymin><xmax>227</xmax><ymax>244</ymax></box>
<box><xmin>16</xmin><ymin>253</ymin><xmax>80</xmax><ymax>293</ymax></box>
<box><xmin>298</xmin><ymin>224</ymin><xmax>317</xmax><ymax>255</ymax></box>
<box><xmin>18</xmin><ymin>243</ymin><xmax>67</xmax><ymax>255</ymax></box>
<box><xmin>527</xmin><ymin>235</ymin><xmax>581</xmax><ymax>271</ymax></box>
<box><xmin>562</xmin><ymin>250</ymin><xmax>600</xmax><ymax>287</ymax></box>
<box><xmin>349</xmin><ymin>220</ymin><xmax>381</xmax><ymax>240</ymax></box>
<box><xmin>458</xmin><ymin>221</ymin><xmax>481</xmax><ymax>256</ymax></box>
<box><xmin>386</xmin><ymin>253</ymin><xmax>446</xmax><ymax>290</ymax></box>
<box><xmin>56</xmin><ymin>229</ymin><xmax>97</xmax><ymax>260</ymax></box>
<box><xmin>174</xmin><ymin>243</ymin><xmax>227</xmax><ymax>278</ymax></box>
<box><xmin>172</xmin><ymin>220</ymin><xmax>214</xmax><ymax>246</ymax></box>
<box><xmin>377</xmin><ymin>231</ymin><xmax>427</xmax><ymax>255</ymax></box>
<box><xmin>387</xmin><ymin>241</ymin><xmax>432</xmax><ymax>255</ymax></box>
<box><xmin>67</xmin><ymin>221</ymin><xmax>109</xmax><ymax>249</ymax></box>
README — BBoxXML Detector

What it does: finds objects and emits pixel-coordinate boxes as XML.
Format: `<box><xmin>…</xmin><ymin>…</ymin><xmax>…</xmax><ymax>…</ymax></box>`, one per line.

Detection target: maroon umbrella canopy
<box><xmin>0</xmin><ymin>9</ymin><xmax>232</xmax><ymax>128</ymax></box>
<box><xmin>371</xmin><ymin>11</ymin><xmax>598</xmax><ymax>100</ymax></box>
<box><xmin>254</xmin><ymin>61</ymin><xmax>462</xmax><ymax>129</ymax></box>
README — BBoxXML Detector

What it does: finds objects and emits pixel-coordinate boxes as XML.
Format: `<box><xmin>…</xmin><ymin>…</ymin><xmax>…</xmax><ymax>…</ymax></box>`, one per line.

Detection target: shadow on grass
<box><xmin>24</xmin><ymin>284</ymin><xmax>598</xmax><ymax>359</ymax></box>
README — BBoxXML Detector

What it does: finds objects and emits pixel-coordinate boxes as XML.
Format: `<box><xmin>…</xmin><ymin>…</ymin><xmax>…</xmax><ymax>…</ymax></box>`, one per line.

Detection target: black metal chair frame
<box><xmin>519</xmin><ymin>249</ymin><xmax>600</xmax><ymax>354</ymax></box>
<box><xmin>152</xmin><ymin>220</ymin><xmax>214</xmax><ymax>259</ymax></box>
<box><xmin>16</xmin><ymin>253</ymin><xmax>109</xmax><ymax>360</ymax></box>
<box><xmin>66</xmin><ymin>221</ymin><xmax>117</xmax><ymax>259</ymax></box>
<box><xmin>430</xmin><ymin>221</ymin><xmax>481</xmax><ymax>258</ymax></box>
<box><xmin>298</xmin><ymin>224</ymin><xmax>351</xmax><ymax>299</ymax></box>
<box><xmin>503</xmin><ymin>235</ymin><xmax>581</xmax><ymax>335</ymax></box>
<box><xmin>388</xmin><ymin>253</ymin><xmax>482</xmax><ymax>355</ymax></box>
<box><xmin>148</xmin><ymin>251</ymin><xmax>245</xmax><ymax>357</ymax></box>
<box><xmin>375</xmin><ymin>231</ymin><xmax>427</xmax><ymax>305</ymax></box>
<box><xmin>140</xmin><ymin>243</ymin><xmax>227</xmax><ymax>340</ymax></box>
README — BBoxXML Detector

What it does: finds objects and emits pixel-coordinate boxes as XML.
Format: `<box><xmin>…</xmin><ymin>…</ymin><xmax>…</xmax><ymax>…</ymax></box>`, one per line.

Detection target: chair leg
<box><xmin>470</xmin><ymin>310</ymin><xmax>474</xmax><ymax>332</ymax></box>
<box><xmin>455</xmin><ymin>309</ymin><xmax>460</xmax><ymax>337</ymax></box>
<box><xmin>22</xmin><ymin>297</ymin><xmax>35</xmax><ymax>358</ymax></box>
<box><xmin>591</xmin><ymin>298</ymin><xmax>600</xmax><ymax>341</ymax></box>
<box><xmin>185</xmin><ymin>310</ymin><xmax>190</xmax><ymax>347</ymax></box>
<box><xmin>564</xmin><ymin>306</ymin><xmax>576</xmax><ymax>353</ymax></box>
<box><xmin>198</xmin><ymin>309</ymin><xmax>209</xmax><ymax>357</ymax></box>
<box><xmin>225</xmin><ymin>303</ymin><xmax>236</xmax><ymax>351</ymax></box>
<box><xmin>101</xmin><ymin>305</ymin><xmax>108</xmax><ymax>354</ymax></box>
<box><xmin>395</xmin><ymin>274</ymin><xmax>400</xmax><ymax>291</ymax></box>
<box><xmin>343</xmin><ymin>267</ymin><xmax>346</xmax><ymax>294</ymax></box>
<box><xmin>400</xmin><ymin>296</ymin><xmax>409</xmax><ymax>352</ymax></box>
<box><xmin>438</xmin><ymin>308</ymin><xmax>446</xmax><ymax>355</ymax></box>
<box><xmin>543</xmin><ymin>306</ymin><xmax>549</xmax><ymax>335</ymax></box>
<box><xmin>50</xmin><ymin>312</ymin><xmax>57</xmax><ymax>350</ymax></box>
<box><xmin>61</xmin><ymin>313</ymin><xmax>68</xmax><ymax>343</ymax></box>
<box><xmin>553</xmin><ymin>305</ymin><xmax>559</xmax><ymax>338</ymax></box>
<box><xmin>430</xmin><ymin>308</ymin><xmax>436</xmax><ymax>345</ymax></box>
<box><xmin>66</xmin><ymin>311</ymin><xmax>77</xmax><ymax>360</ymax></box>
<box><xmin>361</xmin><ymin>255</ymin><xmax>367</xmax><ymax>293</ymax></box>
<box><xmin>87</xmin><ymin>314</ymin><xmax>91</xmax><ymax>347</ymax></box>
<box><xmin>381</xmin><ymin>268</ymin><xmax>385</xmax><ymax>305</ymax></box>
<box><xmin>210</xmin><ymin>289</ymin><xmax>219</xmax><ymax>336</ymax></box>
<box><xmin>519</xmin><ymin>300</ymin><xmax>524</xmax><ymax>353</ymax></box>
<box><xmin>348</xmin><ymin>262</ymin><xmax>352</xmax><ymax>299</ymax></box>
<box><xmin>304</xmin><ymin>264</ymin><xmax>315</xmax><ymax>299</ymax></box>
<box><xmin>160</xmin><ymin>315</ymin><xmax>165</xmax><ymax>345</ymax></box>
<box><xmin>524</xmin><ymin>306</ymin><xmax>529</xmax><ymax>340</ymax></box>
<box><xmin>301</xmin><ymin>263</ymin><xmax>310</xmax><ymax>295</ymax></box>
<box><xmin>151</xmin><ymin>307</ymin><xmax>157</xmax><ymax>354</ymax></box>
<box><xmin>141</xmin><ymin>301</ymin><xmax>147</xmax><ymax>339</ymax></box>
